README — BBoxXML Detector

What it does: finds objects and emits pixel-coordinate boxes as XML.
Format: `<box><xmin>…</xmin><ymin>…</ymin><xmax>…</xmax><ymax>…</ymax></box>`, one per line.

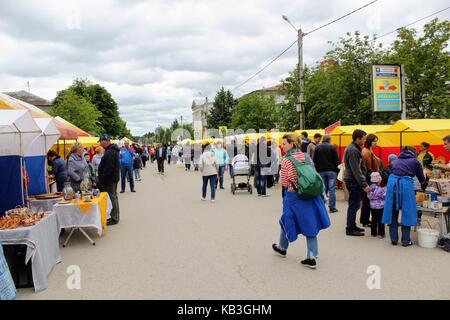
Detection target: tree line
<box><xmin>209</xmin><ymin>18</ymin><xmax>449</xmax><ymax>133</ymax></box>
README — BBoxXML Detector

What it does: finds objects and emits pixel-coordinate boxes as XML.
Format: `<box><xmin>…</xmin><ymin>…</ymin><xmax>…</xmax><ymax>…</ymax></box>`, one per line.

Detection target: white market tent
<box><xmin>0</xmin><ymin>110</ymin><xmax>42</xmax><ymax>214</ymax></box>
<box><xmin>25</xmin><ymin>118</ymin><xmax>61</xmax><ymax>195</ymax></box>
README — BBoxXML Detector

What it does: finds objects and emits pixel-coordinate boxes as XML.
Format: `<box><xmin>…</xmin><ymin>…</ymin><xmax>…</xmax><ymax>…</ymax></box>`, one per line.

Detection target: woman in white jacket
<box><xmin>199</xmin><ymin>143</ymin><xmax>219</xmax><ymax>202</ymax></box>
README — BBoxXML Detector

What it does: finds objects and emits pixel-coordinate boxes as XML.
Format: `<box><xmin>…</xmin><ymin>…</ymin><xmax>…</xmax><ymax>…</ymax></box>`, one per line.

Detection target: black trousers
<box><xmin>99</xmin><ymin>182</ymin><xmax>120</xmax><ymax>223</ymax></box>
<box><xmin>360</xmin><ymin>192</ymin><xmax>371</xmax><ymax>225</ymax></box>
<box><xmin>157</xmin><ymin>158</ymin><xmax>165</xmax><ymax>173</ymax></box>
<box><xmin>370</xmin><ymin>208</ymin><xmax>385</xmax><ymax>236</ymax></box>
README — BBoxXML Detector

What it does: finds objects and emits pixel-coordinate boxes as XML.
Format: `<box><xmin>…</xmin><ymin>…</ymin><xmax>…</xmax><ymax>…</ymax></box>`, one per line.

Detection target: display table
<box><xmin>0</xmin><ymin>213</ymin><xmax>62</xmax><ymax>292</ymax></box>
<box><xmin>417</xmin><ymin>206</ymin><xmax>449</xmax><ymax>237</ymax></box>
<box><xmin>53</xmin><ymin>192</ymin><xmax>112</xmax><ymax>247</ymax></box>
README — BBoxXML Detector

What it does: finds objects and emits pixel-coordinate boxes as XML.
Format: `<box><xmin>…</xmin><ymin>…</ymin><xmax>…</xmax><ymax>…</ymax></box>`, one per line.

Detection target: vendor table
<box><xmin>0</xmin><ymin>212</ymin><xmax>62</xmax><ymax>292</ymax></box>
<box><xmin>417</xmin><ymin>206</ymin><xmax>449</xmax><ymax>237</ymax></box>
<box><xmin>53</xmin><ymin>192</ymin><xmax>112</xmax><ymax>247</ymax></box>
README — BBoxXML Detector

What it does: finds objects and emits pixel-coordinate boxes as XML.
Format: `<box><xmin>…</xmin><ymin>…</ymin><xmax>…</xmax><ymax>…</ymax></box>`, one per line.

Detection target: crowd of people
<box><xmin>44</xmin><ymin>132</ymin><xmax>450</xmax><ymax>266</ymax></box>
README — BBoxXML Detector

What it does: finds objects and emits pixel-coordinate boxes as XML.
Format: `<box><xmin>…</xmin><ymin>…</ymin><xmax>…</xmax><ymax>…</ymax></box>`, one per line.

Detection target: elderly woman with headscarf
<box><xmin>382</xmin><ymin>146</ymin><xmax>427</xmax><ymax>247</ymax></box>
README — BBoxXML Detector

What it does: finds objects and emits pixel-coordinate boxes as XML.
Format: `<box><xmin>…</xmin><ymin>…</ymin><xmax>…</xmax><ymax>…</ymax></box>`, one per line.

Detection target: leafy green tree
<box><xmin>386</xmin><ymin>18</ymin><xmax>450</xmax><ymax>118</ymax></box>
<box><xmin>231</xmin><ymin>94</ymin><xmax>277</xmax><ymax>131</ymax></box>
<box><xmin>55</xmin><ymin>79</ymin><xmax>132</xmax><ymax>138</ymax></box>
<box><xmin>207</xmin><ymin>87</ymin><xmax>235</xmax><ymax>129</ymax></box>
<box><xmin>51</xmin><ymin>89</ymin><xmax>102</xmax><ymax>135</ymax></box>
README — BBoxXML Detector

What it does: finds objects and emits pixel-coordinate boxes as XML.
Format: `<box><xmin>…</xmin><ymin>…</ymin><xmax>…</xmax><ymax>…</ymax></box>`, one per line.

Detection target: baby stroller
<box><xmin>230</xmin><ymin>154</ymin><xmax>252</xmax><ymax>195</ymax></box>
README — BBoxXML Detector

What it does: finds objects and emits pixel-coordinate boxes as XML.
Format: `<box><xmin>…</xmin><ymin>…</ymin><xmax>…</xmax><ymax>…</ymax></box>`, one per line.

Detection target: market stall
<box><xmin>53</xmin><ymin>192</ymin><xmax>112</xmax><ymax>247</ymax></box>
<box><xmin>0</xmin><ymin>110</ymin><xmax>42</xmax><ymax>216</ymax></box>
<box><xmin>379</xmin><ymin>119</ymin><xmax>450</xmax><ymax>163</ymax></box>
<box><xmin>0</xmin><ymin>211</ymin><xmax>61</xmax><ymax>292</ymax></box>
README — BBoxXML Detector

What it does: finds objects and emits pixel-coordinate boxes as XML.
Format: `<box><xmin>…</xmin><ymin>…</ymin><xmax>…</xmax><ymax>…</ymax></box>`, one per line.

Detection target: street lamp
<box><xmin>282</xmin><ymin>15</ymin><xmax>305</xmax><ymax>130</ymax></box>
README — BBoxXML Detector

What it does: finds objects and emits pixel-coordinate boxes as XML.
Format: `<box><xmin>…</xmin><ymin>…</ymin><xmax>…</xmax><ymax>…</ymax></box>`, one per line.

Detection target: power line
<box><xmin>304</xmin><ymin>0</ymin><xmax>379</xmax><ymax>36</ymax></box>
<box><xmin>375</xmin><ymin>6</ymin><xmax>450</xmax><ymax>39</ymax></box>
<box><xmin>231</xmin><ymin>40</ymin><xmax>298</xmax><ymax>92</ymax></box>
<box><xmin>230</xmin><ymin>1</ymin><xmax>379</xmax><ymax>92</ymax></box>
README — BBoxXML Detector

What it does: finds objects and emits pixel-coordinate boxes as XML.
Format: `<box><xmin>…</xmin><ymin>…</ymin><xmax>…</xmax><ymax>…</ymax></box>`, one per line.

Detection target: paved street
<box><xmin>19</xmin><ymin>163</ymin><xmax>450</xmax><ymax>300</ymax></box>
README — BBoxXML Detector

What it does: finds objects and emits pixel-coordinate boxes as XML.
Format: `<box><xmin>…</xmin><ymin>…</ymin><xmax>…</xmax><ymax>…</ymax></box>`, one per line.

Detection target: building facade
<box><xmin>191</xmin><ymin>97</ymin><xmax>213</xmax><ymax>140</ymax></box>
<box><xmin>2</xmin><ymin>90</ymin><xmax>53</xmax><ymax>113</ymax></box>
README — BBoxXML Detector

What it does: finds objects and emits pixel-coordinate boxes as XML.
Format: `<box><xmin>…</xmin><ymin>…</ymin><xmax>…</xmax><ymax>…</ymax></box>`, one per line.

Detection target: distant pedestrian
<box><xmin>183</xmin><ymin>143</ymin><xmax>192</xmax><ymax>171</ymax></box>
<box><xmin>141</xmin><ymin>147</ymin><xmax>148</xmax><ymax>168</ymax></box>
<box><xmin>199</xmin><ymin>143</ymin><xmax>218</xmax><ymax>202</ymax></box>
<box><xmin>300</xmin><ymin>132</ymin><xmax>311</xmax><ymax>153</ymax></box>
<box><xmin>120</xmin><ymin>140</ymin><xmax>136</xmax><ymax>193</ymax></box>
<box><xmin>167</xmin><ymin>146</ymin><xmax>172</xmax><ymax>165</ymax></box>
<box><xmin>313</xmin><ymin>134</ymin><xmax>339</xmax><ymax>213</ymax></box>
<box><xmin>307</xmin><ymin>133</ymin><xmax>322</xmax><ymax>159</ymax></box>
<box><xmin>92</xmin><ymin>146</ymin><xmax>104</xmax><ymax>178</ymax></box>
<box><xmin>213</xmin><ymin>141</ymin><xmax>229</xmax><ymax>190</ymax></box>
<box><xmin>156</xmin><ymin>143</ymin><xmax>167</xmax><ymax>174</ymax></box>
<box><xmin>134</xmin><ymin>153</ymin><xmax>143</xmax><ymax>181</ymax></box>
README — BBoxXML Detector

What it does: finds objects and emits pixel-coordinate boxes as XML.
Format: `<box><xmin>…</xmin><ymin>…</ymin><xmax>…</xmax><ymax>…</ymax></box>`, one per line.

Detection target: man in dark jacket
<box><xmin>343</xmin><ymin>129</ymin><xmax>370</xmax><ymax>236</ymax></box>
<box><xmin>97</xmin><ymin>134</ymin><xmax>121</xmax><ymax>226</ymax></box>
<box><xmin>156</xmin><ymin>143</ymin><xmax>167</xmax><ymax>174</ymax></box>
<box><xmin>313</xmin><ymin>134</ymin><xmax>339</xmax><ymax>213</ymax></box>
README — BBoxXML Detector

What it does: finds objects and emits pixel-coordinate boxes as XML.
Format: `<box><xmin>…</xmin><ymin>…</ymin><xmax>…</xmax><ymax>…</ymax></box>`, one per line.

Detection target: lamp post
<box><xmin>282</xmin><ymin>15</ymin><xmax>305</xmax><ymax>130</ymax></box>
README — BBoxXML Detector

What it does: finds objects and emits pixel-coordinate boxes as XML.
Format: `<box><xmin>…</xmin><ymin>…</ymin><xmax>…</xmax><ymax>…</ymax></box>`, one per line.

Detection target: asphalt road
<box><xmin>19</xmin><ymin>162</ymin><xmax>450</xmax><ymax>299</ymax></box>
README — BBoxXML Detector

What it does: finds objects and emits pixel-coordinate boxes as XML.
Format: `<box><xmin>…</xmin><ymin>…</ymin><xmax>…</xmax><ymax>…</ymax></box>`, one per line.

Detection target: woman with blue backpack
<box><xmin>272</xmin><ymin>134</ymin><xmax>331</xmax><ymax>269</ymax></box>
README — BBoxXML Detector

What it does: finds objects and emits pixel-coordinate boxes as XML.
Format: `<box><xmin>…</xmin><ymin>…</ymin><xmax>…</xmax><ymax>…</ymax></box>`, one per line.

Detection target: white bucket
<box><xmin>418</xmin><ymin>228</ymin><xmax>439</xmax><ymax>249</ymax></box>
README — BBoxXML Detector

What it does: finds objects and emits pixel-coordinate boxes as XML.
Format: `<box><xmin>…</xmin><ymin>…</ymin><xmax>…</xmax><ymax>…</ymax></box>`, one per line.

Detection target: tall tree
<box><xmin>51</xmin><ymin>89</ymin><xmax>102</xmax><ymax>135</ymax></box>
<box><xmin>207</xmin><ymin>87</ymin><xmax>235</xmax><ymax>129</ymax></box>
<box><xmin>54</xmin><ymin>79</ymin><xmax>132</xmax><ymax>138</ymax></box>
<box><xmin>387</xmin><ymin>18</ymin><xmax>450</xmax><ymax>118</ymax></box>
<box><xmin>231</xmin><ymin>93</ymin><xmax>277</xmax><ymax>131</ymax></box>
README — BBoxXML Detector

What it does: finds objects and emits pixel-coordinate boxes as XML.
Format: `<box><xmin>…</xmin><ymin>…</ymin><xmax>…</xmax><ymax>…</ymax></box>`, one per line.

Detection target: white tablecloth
<box><xmin>0</xmin><ymin>213</ymin><xmax>62</xmax><ymax>292</ymax></box>
<box><xmin>53</xmin><ymin>196</ymin><xmax>112</xmax><ymax>236</ymax></box>
<box><xmin>29</xmin><ymin>198</ymin><xmax>63</xmax><ymax>212</ymax></box>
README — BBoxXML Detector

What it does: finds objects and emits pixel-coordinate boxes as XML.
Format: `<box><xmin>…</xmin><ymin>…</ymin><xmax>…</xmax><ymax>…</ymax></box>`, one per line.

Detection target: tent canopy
<box><xmin>0</xmin><ymin>110</ymin><xmax>42</xmax><ymax>156</ymax></box>
<box><xmin>26</xmin><ymin>118</ymin><xmax>60</xmax><ymax>157</ymax></box>
<box><xmin>330</xmin><ymin>125</ymin><xmax>393</xmax><ymax>147</ymax></box>
<box><xmin>380</xmin><ymin>119</ymin><xmax>450</xmax><ymax>146</ymax></box>
<box><xmin>53</xmin><ymin>116</ymin><xmax>90</xmax><ymax>140</ymax></box>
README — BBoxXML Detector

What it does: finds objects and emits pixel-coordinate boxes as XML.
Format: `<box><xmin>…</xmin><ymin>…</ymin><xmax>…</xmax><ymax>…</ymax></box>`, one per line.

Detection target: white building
<box><xmin>191</xmin><ymin>97</ymin><xmax>213</xmax><ymax>140</ymax></box>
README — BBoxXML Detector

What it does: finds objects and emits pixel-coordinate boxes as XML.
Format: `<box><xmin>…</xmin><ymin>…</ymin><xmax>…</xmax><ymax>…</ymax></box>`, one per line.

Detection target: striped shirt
<box><xmin>281</xmin><ymin>151</ymin><xmax>306</xmax><ymax>191</ymax></box>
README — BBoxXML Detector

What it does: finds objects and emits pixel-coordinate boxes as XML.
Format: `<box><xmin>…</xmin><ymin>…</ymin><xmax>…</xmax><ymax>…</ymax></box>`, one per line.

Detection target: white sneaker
<box><xmin>211</xmin><ymin>199</ymin><xmax>216</xmax><ymax>203</ymax></box>
<box><xmin>201</xmin><ymin>197</ymin><xmax>206</xmax><ymax>201</ymax></box>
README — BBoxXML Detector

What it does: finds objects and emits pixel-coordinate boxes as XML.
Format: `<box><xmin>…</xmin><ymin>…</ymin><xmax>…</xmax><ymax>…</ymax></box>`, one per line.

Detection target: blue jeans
<box><xmin>320</xmin><ymin>171</ymin><xmax>337</xmax><ymax>209</ymax></box>
<box><xmin>134</xmin><ymin>169</ymin><xmax>141</xmax><ymax>180</ymax></box>
<box><xmin>279</xmin><ymin>229</ymin><xmax>319</xmax><ymax>259</ymax></box>
<box><xmin>389</xmin><ymin>210</ymin><xmax>411</xmax><ymax>245</ymax></box>
<box><xmin>256</xmin><ymin>170</ymin><xmax>267</xmax><ymax>195</ymax></box>
<box><xmin>346</xmin><ymin>180</ymin><xmax>362</xmax><ymax>231</ymax></box>
<box><xmin>202</xmin><ymin>175</ymin><xmax>217</xmax><ymax>200</ymax></box>
<box><xmin>217</xmin><ymin>165</ymin><xmax>226</xmax><ymax>188</ymax></box>
<box><xmin>121</xmin><ymin>166</ymin><xmax>135</xmax><ymax>192</ymax></box>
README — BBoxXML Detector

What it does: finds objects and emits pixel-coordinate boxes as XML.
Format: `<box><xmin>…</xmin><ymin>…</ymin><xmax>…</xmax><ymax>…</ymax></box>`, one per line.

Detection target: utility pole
<box><xmin>283</xmin><ymin>15</ymin><xmax>305</xmax><ymax>130</ymax></box>
<box><xmin>298</xmin><ymin>28</ymin><xmax>305</xmax><ymax>130</ymax></box>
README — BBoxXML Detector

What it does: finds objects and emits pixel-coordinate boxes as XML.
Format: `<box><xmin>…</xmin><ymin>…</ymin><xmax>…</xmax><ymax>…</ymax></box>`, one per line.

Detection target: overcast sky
<box><xmin>0</xmin><ymin>0</ymin><xmax>448</xmax><ymax>135</ymax></box>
